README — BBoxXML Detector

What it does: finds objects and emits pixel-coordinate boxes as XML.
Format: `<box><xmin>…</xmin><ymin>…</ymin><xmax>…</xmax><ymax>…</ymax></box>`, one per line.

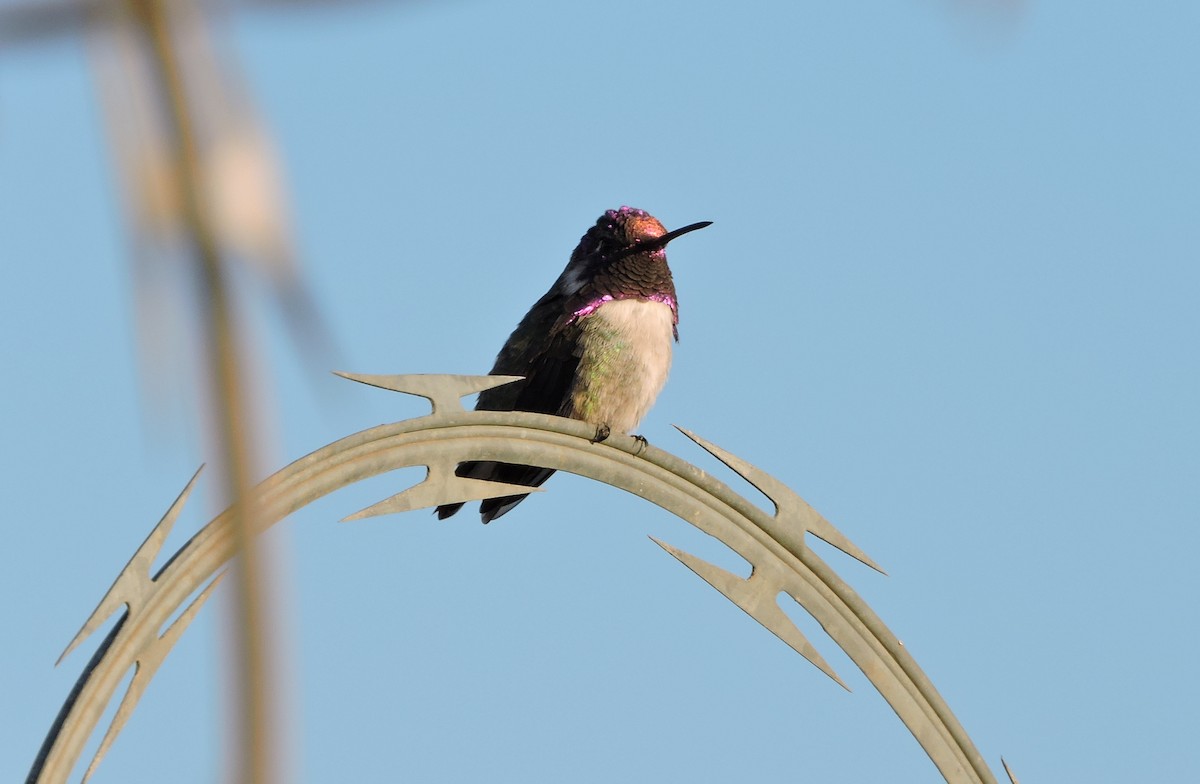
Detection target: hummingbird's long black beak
<box><xmin>617</xmin><ymin>220</ymin><xmax>712</xmax><ymax>260</ymax></box>
<box><xmin>658</xmin><ymin>220</ymin><xmax>713</xmax><ymax>246</ymax></box>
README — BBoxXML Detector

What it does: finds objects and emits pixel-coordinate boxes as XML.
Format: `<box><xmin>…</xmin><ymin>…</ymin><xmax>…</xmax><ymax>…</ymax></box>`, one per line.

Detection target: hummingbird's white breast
<box><xmin>569</xmin><ymin>297</ymin><xmax>675</xmax><ymax>434</ymax></box>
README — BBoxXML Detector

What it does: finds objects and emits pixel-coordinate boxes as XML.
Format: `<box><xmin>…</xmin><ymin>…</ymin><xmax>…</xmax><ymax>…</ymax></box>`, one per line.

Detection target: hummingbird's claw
<box><xmin>592</xmin><ymin>424</ymin><xmax>612</xmax><ymax>443</ymax></box>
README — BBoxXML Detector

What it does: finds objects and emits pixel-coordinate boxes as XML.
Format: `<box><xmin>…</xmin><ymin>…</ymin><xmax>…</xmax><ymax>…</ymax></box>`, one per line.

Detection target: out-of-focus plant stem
<box><xmin>127</xmin><ymin>1</ymin><xmax>273</xmax><ymax>782</ymax></box>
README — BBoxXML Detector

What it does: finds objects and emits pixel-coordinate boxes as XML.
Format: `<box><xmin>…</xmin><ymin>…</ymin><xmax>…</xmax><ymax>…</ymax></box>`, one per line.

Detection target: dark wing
<box><xmin>436</xmin><ymin>297</ymin><xmax>583</xmax><ymax>522</ymax></box>
<box><xmin>476</xmin><ymin>294</ymin><xmax>582</xmax><ymax>415</ymax></box>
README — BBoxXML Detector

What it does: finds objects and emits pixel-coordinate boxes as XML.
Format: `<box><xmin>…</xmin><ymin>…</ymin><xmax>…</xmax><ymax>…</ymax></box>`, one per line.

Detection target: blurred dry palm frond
<box><xmin>1</xmin><ymin>2</ymin><xmax>359</xmax><ymax>782</ymax></box>
<box><xmin>3</xmin><ymin>0</ymin><xmax>339</xmax><ymax>433</ymax></box>
<box><xmin>90</xmin><ymin>0</ymin><xmax>338</xmax><ymax>433</ymax></box>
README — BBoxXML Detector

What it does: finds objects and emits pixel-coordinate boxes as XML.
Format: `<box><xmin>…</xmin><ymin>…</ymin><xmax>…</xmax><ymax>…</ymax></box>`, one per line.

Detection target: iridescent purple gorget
<box><xmin>570</xmin><ymin>292</ymin><xmax>678</xmax><ymax>323</ymax></box>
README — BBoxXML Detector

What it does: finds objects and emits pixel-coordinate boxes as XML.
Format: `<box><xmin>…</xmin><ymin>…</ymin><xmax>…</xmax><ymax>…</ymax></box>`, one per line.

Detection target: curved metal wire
<box><xmin>28</xmin><ymin>373</ymin><xmax>1001</xmax><ymax>784</ymax></box>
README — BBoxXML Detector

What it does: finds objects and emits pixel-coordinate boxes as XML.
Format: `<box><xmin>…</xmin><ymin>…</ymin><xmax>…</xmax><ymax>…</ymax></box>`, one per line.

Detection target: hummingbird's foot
<box><xmin>631</xmin><ymin>434</ymin><xmax>649</xmax><ymax>455</ymax></box>
<box><xmin>591</xmin><ymin>423</ymin><xmax>612</xmax><ymax>443</ymax></box>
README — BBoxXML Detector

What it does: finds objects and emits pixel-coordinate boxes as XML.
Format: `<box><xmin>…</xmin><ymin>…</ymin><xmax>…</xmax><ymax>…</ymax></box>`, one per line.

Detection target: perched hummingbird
<box><xmin>436</xmin><ymin>206</ymin><xmax>711</xmax><ymax>523</ymax></box>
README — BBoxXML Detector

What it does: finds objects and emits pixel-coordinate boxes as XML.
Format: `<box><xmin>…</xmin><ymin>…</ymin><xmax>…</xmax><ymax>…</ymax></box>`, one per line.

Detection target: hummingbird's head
<box><xmin>569</xmin><ymin>207</ymin><xmax>665</xmax><ymax>266</ymax></box>
<box><xmin>561</xmin><ymin>207</ymin><xmax>711</xmax><ymax>296</ymax></box>
<box><xmin>606</xmin><ymin>206</ymin><xmax>671</xmax><ymax>251</ymax></box>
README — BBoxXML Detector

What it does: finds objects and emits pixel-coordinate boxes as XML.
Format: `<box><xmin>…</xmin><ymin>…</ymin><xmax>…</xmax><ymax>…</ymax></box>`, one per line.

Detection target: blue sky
<box><xmin>2</xmin><ymin>1</ymin><xmax>1197</xmax><ymax>781</ymax></box>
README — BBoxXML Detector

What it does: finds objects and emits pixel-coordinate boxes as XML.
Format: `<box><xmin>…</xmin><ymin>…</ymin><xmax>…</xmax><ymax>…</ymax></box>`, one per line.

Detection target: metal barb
<box><xmin>675</xmin><ymin>426</ymin><xmax>886</xmax><ymax>575</ymax></box>
<box><xmin>57</xmin><ymin>466</ymin><xmax>204</xmax><ymax>667</ymax></box>
<box><xmin>650</xmin><ymin>537</ymin><xmax>848</xmax><ymax>689</ymax></box>
<box><xmin>341</xmin><ymin>456</ymin><xmax>543</xmax><ymax>522</ymax></box>
<box><xmin>81</xmin><ymin>572</ymin><xmax>226</xmax><ymax>784</ymax></box>
<box><xmin>332</xmin><ymin>372</ymin><xmax>523</xmax><ymax>415</ymax></box>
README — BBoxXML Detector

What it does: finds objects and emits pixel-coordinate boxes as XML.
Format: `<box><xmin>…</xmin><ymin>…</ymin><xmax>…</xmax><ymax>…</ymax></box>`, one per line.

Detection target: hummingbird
<box><xmin>436</xmin><ymin>206</ymin><xmax>711</xmax><ymax>523</ymax></box>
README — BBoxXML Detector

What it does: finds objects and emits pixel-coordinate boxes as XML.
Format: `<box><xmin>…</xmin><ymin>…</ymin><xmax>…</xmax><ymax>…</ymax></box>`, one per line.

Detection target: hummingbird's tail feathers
<box><xmin>434</xmin><ymin>459</ymin><xmax>496</xmax><ymax>519</ymax></box>
<box><xmin>434</xmin><ymin>458</ymin><xmax>499</xmax><ymax>518</ymax></box>
<box><xmin>479</xmin><ymin>464</ymin><xmax>556</xmax><ymax>523</ymax></box>
<box><xmin>433</xmin><ymin>460</ymin><xmax>556</xmax><ymax>523</ymax></box>
<box><xmin>479</xmin><ymin>495</ymin><xmax>526</xmax><ymax>522</ymax></box>
<box><xmin>433</xmin><ymin>458</ymin><xmax>495</xmax><ymax>518</ymax></box>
